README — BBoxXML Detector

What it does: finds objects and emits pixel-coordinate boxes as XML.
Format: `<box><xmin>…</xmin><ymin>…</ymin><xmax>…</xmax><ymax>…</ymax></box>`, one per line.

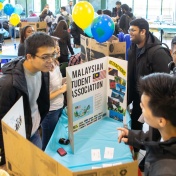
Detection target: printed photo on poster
<box><xmin>109</xmin><ymin>79</ymin><xmax>116</xmax><ymax>89</ymax></box>
<box><xmin>73</xmin><ymin>96</ymin><xmax>93</xmax><ymax>122</ymax></box>
<box><xmin>111</xmin><ymin>89</ymin><xmax>125</xmax><ymax>103</ymax></box>
<box><xmin>108</xmin><ymin>68</ymin><xmax>118</xmax><ymax>76</ymax></box>
<box><xmin>107</xmin><ymin>96</ymin><xmax>125</xmax><ymax>121</ymax></box>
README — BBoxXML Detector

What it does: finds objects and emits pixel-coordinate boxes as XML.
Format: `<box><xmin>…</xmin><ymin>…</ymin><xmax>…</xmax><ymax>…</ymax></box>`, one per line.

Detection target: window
<box><xmin>148</xmin><ymin>0</ymin><xmax>161</xmax><ymax>20</ymax></box>
<box><xmin>133</xmin><ymin>0</ymin><xmax>147</xmax><ymax>18</ymax></box>
<box><xmin>89</xmin><ymin>0</ymin><xmax>101</xmax><ymax>12</ymax></box>
<box><xmin>47</xmin><ymin>0</ymin><xmax>55</xmax><ymax>15</ymax></box>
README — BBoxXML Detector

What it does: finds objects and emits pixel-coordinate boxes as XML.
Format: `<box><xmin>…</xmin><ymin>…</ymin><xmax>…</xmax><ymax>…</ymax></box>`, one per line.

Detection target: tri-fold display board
<box><xmin>66</xmin><ymin>56</ymin><xmax>127</xmax><ymax>152</ymax></box>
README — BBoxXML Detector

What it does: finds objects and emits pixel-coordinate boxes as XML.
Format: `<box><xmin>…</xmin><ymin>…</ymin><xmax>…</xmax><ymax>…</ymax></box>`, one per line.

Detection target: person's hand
<box><xmin>117</xmin><ymin>127</ymin><xmax>129</xmax><ymax>143</ymax></box>
<box><xmin>60</xmin><ymin>83</ymin><xmax>67</xmax><ymax>93</ymax></box>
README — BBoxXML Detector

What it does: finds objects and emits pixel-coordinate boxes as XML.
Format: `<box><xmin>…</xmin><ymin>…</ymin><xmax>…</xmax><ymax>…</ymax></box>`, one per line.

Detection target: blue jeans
<box><xmin>30</xmin><ymin>130</ymin><xmax>42</xmax><ymax>149</ymax></box>
<box><xmin>41</xmin><ymin>108</ymin><xmax>62</xmax><ymax>150</ymax></box>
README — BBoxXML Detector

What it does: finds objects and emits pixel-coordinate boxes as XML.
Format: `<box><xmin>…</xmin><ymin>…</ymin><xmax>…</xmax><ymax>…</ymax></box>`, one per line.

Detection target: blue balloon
<box><xmin>84</xmin><ymin>12</ymin><xmax>98</xmax><ymax>38</ymax></box>
<box><xmin>0</xmin><ymin>0</ymin><xmax>5</xmax><ymax>3</ymax></box>
<box><xmin>4</xmin><ymin>3</ymin><xmax>14</xmax><ymax>16</ymax></box>
<box><xmin>14</xmin><ymin>4</ymin><xmax>23</xmax><ymax>15</ymax></box>
<box><xmin>91</xmin><ymin>15</ymin><xmax>115</xmax><ymax>43</ymax></box>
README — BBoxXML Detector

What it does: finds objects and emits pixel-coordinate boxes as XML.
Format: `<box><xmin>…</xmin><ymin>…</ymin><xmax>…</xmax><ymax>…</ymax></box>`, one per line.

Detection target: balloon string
<box><xmin>90</xmin><ymin>37</ymin><xmax>92</xmax><ymax>61</ymax></box>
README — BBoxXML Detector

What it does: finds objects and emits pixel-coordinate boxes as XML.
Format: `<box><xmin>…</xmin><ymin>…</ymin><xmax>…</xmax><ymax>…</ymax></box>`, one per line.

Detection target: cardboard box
<box><xmin>19</xmin><ymin>22</ymin><xmax>47</xmax><ymax>33</ymax></box>
<box><xmin>81</xmin><ymin>35</ymin><xmax>126</xmax><ymax>62</ymax></box>
<box><xmin>2</xmin><ymin>98</ymin><xmax>138</xmax><ymax>176</ymax></box>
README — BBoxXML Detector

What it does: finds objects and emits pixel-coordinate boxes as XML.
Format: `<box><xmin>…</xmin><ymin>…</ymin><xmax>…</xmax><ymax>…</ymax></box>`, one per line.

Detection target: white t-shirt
<box><xmin>49</xmin><ymin>64</ymin><xmax>64</xmax><ymax>111</ymax></box>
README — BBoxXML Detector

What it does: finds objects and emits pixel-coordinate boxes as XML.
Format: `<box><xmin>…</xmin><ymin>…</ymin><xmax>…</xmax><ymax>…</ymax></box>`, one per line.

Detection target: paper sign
<box><xmin>2</xmin><ymin>97</ymin><xmax>26</xmax><ymax>138</ymax></box>
<box><xmin>104</xmin><ymin>147</ymin><xmax>114</xmax><ymax>159</ymax></box>
<box><xmin>102</xmin><ymin>163</ymin><xmax>113</xmax><ymax>167</ymax></box>
<box><xmin>91</xmin><ymin>149</ymin><xmax>101</xmax><ymax>161</ymax></box>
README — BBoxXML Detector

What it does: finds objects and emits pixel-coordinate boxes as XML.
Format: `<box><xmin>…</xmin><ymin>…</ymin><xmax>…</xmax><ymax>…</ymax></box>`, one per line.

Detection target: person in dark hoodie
<box><xmin>127</xmin><ymin>18</ymin><xmax>172</xmax><ymax>167</ymax></box>
<box><xmin>119</xmin><ymin>4</ymin><xmax>135</xmax><ymax>34</ymax></box>
<box><xmin>118</xmin><ymin>73</ymin><xmax>176</xmax><ymax>176</ymax></box>
<box><xmin>0</xmin><ymin>32</ymin><xmax>56</xmax><ymax>166</ymax></box>
<box><xmin>53</xmin><ymin>20</ymin><xmax>74</xmax><ymax>63</ymax></box>
<box><xmin>70</xmin><ymin>21</ymin><xmax>84</xmax><ymax>48</ymax></box>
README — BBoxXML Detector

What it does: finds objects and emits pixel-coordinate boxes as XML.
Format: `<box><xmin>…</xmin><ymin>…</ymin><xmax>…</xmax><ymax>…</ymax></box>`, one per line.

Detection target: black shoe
<box><xmin>139</xmin><ymin>156</ymin><xmax>145</xmax><ymax>172</ymax></box>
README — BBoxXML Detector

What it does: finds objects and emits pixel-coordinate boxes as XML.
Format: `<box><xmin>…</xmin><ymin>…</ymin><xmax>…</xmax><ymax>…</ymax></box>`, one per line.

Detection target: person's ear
<box><xmin>140</xmin><ymin>29</ymin><xmax>146</xmax><ymax>36</ymax></box>
<box><xmin>26</xmin><ymin>54</ymin><xmax>33</xmax><ymax>60</ymax></box>
<box><xmin>158</xmin><ymin>117</ymin><xmax>167</xmax><ymax>128</ymax></box>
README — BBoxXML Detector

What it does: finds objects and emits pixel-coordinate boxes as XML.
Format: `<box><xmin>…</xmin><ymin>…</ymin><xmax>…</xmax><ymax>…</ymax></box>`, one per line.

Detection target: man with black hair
<box><xmin>118</xmin><ymin>73</ymin><xmax>176</xmax><ymax>176</ymax></box>
<box><xmin>127</xmin><ymin>18</ymin><xmax>172</xmax><ymax>167</ymax></box>
<box><xmin>0</xmin><ymin>32</ymin><xmax>56</xmax><ymax>166</ymax></box>
<box><xmin>54</xmin><ymin>6</ymin><xmax>72</xmax><ymax>27</ymax></box>
<box><xmin>103</xmin><ymin>9</ymin><xmax>112</xmax><ymax>17</ymax></box>
<box><xmin>112</xmin><ymin>1</ymin><xmax>122</xmax><ymax>21</ymax></box>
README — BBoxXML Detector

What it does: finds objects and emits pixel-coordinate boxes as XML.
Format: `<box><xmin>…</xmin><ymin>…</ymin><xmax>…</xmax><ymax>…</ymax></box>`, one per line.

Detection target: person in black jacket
<box><xmin>112</xmin><ymin>1</ymin><xmax>122</xmax><ymax>22</ymax></box>
<box><xmin>0</xmin><ymin>32</ymin><xmax>56</xmax><ymax>166</ymax></box>
<box><xmin>118</xmin><ymin>73</ymin><xmax>176</xmax><ymax>176</ymax></box>
<box><xmin>70</xmin><ymin>22</ymin><xmax>84</xmax><ymax>48</ymax></box>
<box><xmin>127</xmin><ymin>18</ymin><xmax>172</xmax><ymax>161</ymax></box>
<box><xmin>44</xmin><ymin>4</ymin><xmax>55</xmax><ymax>17</ymax></box>
<box><xmin>53</xmin><ymin>20</ymin><xmax>74</xmax><ymax>63</ymax></box>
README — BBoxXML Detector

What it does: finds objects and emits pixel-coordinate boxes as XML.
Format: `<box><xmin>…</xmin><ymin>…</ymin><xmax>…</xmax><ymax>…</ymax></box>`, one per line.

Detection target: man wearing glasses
<box><xmin>127</xmin><ymin>18</ymin><xmax>172</xmax><ymax>171</ymax></box>
<box><xmin>0</xmin><ymin>32</ymin><xmax>56</xmax><ymax>166</ymax></box>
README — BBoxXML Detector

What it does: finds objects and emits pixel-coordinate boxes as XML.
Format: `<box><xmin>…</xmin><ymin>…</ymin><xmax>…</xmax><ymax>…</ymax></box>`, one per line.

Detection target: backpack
<box><xmin>147</xmin><ymin>43</ymin><xmax>172</xmax><ymax>73</ymax></box>
<box><xmin>62</xmin><ymin>14</ymin><xmax>70</xmax><ymax>27</ymax></box>
<box><xmin>68</xmin><ymin>53</ymin><xmax>81</xmax><ymax>66</ymax></box>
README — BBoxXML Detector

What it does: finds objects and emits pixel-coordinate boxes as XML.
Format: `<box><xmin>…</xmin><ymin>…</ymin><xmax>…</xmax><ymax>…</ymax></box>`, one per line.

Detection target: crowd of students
<box><xmin>0</xmin><ymin>1</ymin><xmax>176</xmax><ymax>175</ymax></box>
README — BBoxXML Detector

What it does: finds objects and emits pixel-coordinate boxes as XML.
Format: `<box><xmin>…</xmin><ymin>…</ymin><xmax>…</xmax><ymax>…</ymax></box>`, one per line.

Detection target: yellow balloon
<box><xmin>0</xmin><ymin>2</ymin><xmax>3</xmax><ymax>10</ymax></box>
<box><xmin>72</xmin><ymin>1</ymin><xmax>94</xmax><ymax>30</ymax></box>
<box><xmin>10</xmin><ymin>13</ymin><xmax>20</xmax><ymax>26</ymax></box>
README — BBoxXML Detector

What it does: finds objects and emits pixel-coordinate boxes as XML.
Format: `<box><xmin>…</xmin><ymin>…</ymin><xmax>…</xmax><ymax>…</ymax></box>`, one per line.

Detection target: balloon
<box><xmin>91</xmin><ymin>15</ymin><xmax>115</xmax><ymax>43</ymax></box>
<box><xmin>9</xmin><ymin>13</ymin><xmax>20</xmax><ymax>26</ymax></box>
<box><xmin>14</xmin><ymin>4</ymin><xmax>23</xmax><ymax>15</ymax></box>
<box><xmin>84</xmin><ymin>12</ymin><xmax>98</xmax><ymax>38</ymax></box>
<box><xmin>4</xmin><ymin>3</ymin><xmax>14</xmax><ymax>16</ymax></box>
<box><xmin>72</xmin><ymin>1</ymin><xmax>94</xmax><ymax>30</ymax></box>
<box><xmin>0</xmin><ymin>2</ymin><xmax>3</xmax><ymax>10</ymax></box>
<box><xmin>0</xmin><ymin>0</ymin><xmax>5</xmax><ymax>3</ymax></box>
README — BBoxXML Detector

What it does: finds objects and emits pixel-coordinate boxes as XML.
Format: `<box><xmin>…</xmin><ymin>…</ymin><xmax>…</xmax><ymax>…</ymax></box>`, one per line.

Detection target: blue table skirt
<box><xmin>45</xmin><ymin>109</ymin><xmax>133</xmax><ymax>172</ymax></box>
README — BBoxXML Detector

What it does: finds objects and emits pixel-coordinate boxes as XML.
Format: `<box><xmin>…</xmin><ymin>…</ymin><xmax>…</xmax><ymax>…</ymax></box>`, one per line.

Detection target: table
<box><xmin>45</xmin><ymin>109</ymin><xmax>133</xmax><ymax>172</ymax></box>
<box><xmin>149</xmin><ymin>24</ymin><xmax>176</xmax><ymax>42</ymax></box>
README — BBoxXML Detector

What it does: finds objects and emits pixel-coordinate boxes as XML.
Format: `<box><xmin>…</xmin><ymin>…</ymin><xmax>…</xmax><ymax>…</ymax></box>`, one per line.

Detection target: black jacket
<box><xmin>70</xmin><ymin>22</ymin><xmax>84</xmax><ymax>45</ymax></box>
<box><xmin>18</xmin><ymin>43</ymin><xmax>25</xmax><ymax>56</ymax></box>
<box><xmin>0</xmin><ymin>58</ymin><xmax>50</xmax><ymax>165</ymax></box>
<box><xmin>112</xmin><ymin>7</ymin><xmax>122</xmax><ymax>18</ymax></box>
<box><xmin>127</xmin><ymin>130</ymin><xmax>176</xmax><ymax>176</ymax></box>
<box><xmin>127</xmin><ymin>32</ymin><xmax>172</xmax><ymax>105</ymax></box>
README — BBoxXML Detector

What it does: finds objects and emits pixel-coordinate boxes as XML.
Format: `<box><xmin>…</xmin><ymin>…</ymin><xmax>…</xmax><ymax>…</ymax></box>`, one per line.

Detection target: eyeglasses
<box><xmin>33</xmin><ymin>52</ymin><xmax>57</xmax><ymax>61</ymax></box>
<box><xmin>173</xmin><ymin>51</ymin><xmax>176</xmax><ymax>55</ymax></box>
<box><xmin>128</xmin><ymin>29</ymin><xmax>137</xmax><ymax>33</ymax></box>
